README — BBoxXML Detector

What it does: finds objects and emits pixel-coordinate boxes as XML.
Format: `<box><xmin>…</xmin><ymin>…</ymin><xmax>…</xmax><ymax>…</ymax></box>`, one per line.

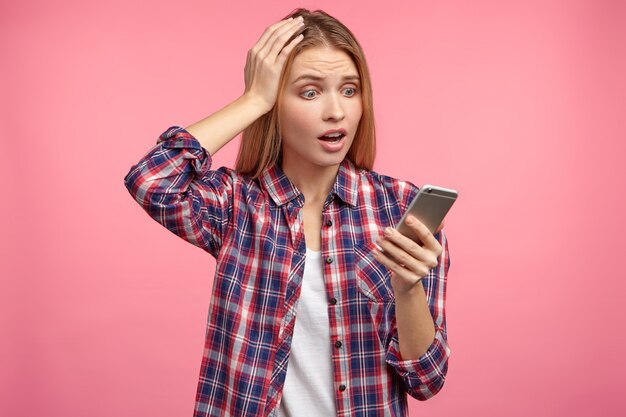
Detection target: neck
<box><xmin>281</xmin><ymin>159</ymin><xmax>341</xmax><ymax>204</ymax></box>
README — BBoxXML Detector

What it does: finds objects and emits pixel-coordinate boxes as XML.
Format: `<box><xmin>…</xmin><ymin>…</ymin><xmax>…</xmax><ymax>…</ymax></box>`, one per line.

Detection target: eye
<box><xmin>343</xmin><ymin>87</ymin><xmax>358</xmax><ymax>97</ymax></box>
<box><xmin>301</xmin><ymin>89</ymin><xmax>318</xmax><ymax>99</ymax></box>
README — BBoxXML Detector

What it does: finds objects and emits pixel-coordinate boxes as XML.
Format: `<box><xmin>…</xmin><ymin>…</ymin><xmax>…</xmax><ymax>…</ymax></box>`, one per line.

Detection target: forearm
<box><xmin>395</xmin><ymin>281</ymin><xmax>436</xmax><ymax>360</ymax></box>
<box><xmin>185</xmin><ymin>93</ymin><xmax>270</xmax><ymax>155</ymax></box>
<box><xmin>378</xmin><ymin>224</ymin><xmax>450</xmax><ymax>399</ymax></box>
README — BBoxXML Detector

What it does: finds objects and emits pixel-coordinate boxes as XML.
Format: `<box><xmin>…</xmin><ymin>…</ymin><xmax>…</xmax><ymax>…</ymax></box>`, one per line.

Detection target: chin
<box><xmin>314</xmin><ymin>156</ymin><xmax>347</xmax><ymax>168</ymax></box>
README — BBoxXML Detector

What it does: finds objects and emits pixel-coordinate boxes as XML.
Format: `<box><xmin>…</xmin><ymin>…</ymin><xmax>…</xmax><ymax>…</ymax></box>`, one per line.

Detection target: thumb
<box><xmin>435</xmin><ymin>220</ymin><xmax>445</xmax><ymax>234</ymax></box>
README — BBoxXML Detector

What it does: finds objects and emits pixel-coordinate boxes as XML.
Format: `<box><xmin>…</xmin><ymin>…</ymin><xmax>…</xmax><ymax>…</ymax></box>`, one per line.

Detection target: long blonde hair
<box><xmin>235</xmin><ymin>8</ymin><xmax>376</xmax><ymax>178</ymax></box>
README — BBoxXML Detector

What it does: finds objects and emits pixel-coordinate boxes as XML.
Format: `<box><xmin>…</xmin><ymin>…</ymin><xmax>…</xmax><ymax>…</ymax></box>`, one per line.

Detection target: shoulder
<box><xmin>357</xmin><ymin>168</ymin><xmax>420</xmax><ymax>210</ymax></box>
<box><xmin>199</xmin><ymin>165</ymin><xmax>266</xmax><ymax>203</ymax></box>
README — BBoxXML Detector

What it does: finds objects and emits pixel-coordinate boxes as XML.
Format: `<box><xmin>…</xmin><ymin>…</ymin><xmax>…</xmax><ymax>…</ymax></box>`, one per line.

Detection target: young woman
<box><xmin>124</xmin><ymin>8</ymin><xmax>450</xmax><ymax>417</ymax></box>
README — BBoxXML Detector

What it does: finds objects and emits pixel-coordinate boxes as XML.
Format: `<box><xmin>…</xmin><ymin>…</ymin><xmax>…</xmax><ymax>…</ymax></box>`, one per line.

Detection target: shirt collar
<box><xmin>332</xmin><ymin>159</ymin><xmax>359</xmax><ymax>207</ymax></box>
<box><xmin>259</xmin><ymin>159</ymin><xmax>359</xmax><ymax>208</ymax></box>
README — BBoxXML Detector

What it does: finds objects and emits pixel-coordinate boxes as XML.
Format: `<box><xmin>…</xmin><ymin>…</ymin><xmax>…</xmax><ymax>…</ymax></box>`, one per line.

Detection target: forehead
<box><xmin>288</xmin><ymin>46</ymin><xmax>358</xmax><ymax>79</ymax></box>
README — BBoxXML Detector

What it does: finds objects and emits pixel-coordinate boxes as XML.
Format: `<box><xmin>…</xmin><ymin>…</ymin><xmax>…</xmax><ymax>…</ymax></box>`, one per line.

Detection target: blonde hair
<box><xmin>235</xmin><ymin>8</ymin><xmax>376</xmax><ymax>178</ymax></box>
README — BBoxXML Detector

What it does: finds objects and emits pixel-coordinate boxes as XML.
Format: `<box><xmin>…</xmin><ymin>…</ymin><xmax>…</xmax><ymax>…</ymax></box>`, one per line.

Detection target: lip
<box><xmin>318</xmin><ymin>129</ymin><xmax>347</xmax><ymax>153</ymax></box>
<box><xmin>318</xmin><ymin>128</ymin><xmax>347</xmax><ymax>139</ymax></box>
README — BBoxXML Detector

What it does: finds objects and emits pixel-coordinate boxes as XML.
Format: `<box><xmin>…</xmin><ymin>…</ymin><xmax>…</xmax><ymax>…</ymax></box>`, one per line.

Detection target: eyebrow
<box><xmin>292</xmin><ymin>74</ymin><xmax>361</xmax><ymax>84</ymax></box>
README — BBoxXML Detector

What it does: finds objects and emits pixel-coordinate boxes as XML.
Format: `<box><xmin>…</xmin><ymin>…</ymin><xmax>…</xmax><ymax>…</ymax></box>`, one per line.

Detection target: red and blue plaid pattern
<box><xmin>124</xmin><ymin>126</ymin><xmax>451</xmax><ymax>417</ymax></box>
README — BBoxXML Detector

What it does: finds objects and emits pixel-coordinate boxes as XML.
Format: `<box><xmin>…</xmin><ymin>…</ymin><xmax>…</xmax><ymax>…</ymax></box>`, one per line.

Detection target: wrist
<box><xmin>240</xmin><ymin>91</ymin><xmax>274</xmax><ymax>115</ymax></box>
<box><xmin>393</xmin><ymin>278</ymin><xmax>424</xmax><ymax>299</ymax></box>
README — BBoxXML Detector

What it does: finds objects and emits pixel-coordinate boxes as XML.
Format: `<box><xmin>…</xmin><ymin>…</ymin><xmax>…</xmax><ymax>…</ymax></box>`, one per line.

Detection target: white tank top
<box><xmin>277</xmin><ymin>248</ymin><xmax>336</xmax><ymax>417</ymax></box>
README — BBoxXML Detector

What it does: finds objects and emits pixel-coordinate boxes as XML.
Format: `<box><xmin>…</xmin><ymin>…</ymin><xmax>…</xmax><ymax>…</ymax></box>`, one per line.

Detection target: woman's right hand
<box><xmin>183</xmin><ymin>17</ymin><xmax>304</xmax><ymax>154</ymax></box>
<box><xmin>243</xmin><ymin>17</ymin><xmax>305</xmax><ymax>112</ymax></box>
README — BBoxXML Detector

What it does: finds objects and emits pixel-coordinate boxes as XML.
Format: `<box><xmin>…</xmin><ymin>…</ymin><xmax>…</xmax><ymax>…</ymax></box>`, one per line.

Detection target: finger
<box><xmin>245</xmin><ymin>19</ymin><xmax>302</xmax><ymax>88</ymax></box>
<box><xmin>381</xmin><ymin>226</ymin><xmax>431</xmax><ymax>259</ymax></box>
<box><xmin>373</xmin><ymin>246</ymin><xmax>405</xmax><ymax>275</ymax></box>
<box><xmin>435</xmin><ymin>220</ymin><xmax>445</xmax><ymax>234</ymax></box>
<box><xmin>254</xmin><ymin>18</ymin><xmax>297</xmax><ymax>52</ymax></box>
<box><xmin>277</xmin><ymin>33</ymin><xmax>304</xmax><ymax>61</ymax></box>
<box><xmin>373</xmin><ymin>247</ymin><xmax>426</xmax><ymax>282</ymax></box>
<box><xmin>262</xmin><ymin>18</ymin><xmax>304</xmax><ymax>61</ymax></box>
<box><xmin>405</xmin><ymin>216</ymin><xmax>442</xmax><ymax>254</ymax></box>
<box><xmin>377</xmin><ymin>235</ymin><xmax>436</xmax><ymax>275</ymax></box>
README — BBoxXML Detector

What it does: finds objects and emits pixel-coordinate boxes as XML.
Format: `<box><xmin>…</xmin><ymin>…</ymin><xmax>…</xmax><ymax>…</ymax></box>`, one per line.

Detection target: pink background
<box><xmin>2</xmin><ymin>0</ymin><xmax>625</xmax><ymax>416</ymax></box>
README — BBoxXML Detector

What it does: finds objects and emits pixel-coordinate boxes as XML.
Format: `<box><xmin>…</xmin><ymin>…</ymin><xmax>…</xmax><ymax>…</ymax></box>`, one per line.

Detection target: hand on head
<box><xmin>244</xmin><ymin>17</ymin><xmax>305</xmax><ymax>112</ymax></box>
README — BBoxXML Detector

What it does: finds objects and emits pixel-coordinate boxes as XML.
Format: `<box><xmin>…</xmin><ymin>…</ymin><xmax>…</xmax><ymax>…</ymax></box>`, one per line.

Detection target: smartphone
<box><xmin>396</xmin><ymin>185</ymin><xmax>458</xmax><ymax>242</ymax></box>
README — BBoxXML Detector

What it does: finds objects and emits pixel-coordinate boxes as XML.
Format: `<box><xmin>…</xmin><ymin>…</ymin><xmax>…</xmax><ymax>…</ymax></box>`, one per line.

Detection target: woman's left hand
<box><xmin>373</xmin><ymin>215</ymin><xmax>443</xmax><ymax>295</ymax></box>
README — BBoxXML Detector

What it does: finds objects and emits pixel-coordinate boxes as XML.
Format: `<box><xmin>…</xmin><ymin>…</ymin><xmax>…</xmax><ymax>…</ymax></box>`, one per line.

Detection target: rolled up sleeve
<box><xmin>386</xmin><ymin>328</ymin><xmax>450</xmax><ymax>400</ymax></box>
<box><xmin>123</xmin><ymin>126</ymin><xmax>233</xmax><ymax>257</ymax></box>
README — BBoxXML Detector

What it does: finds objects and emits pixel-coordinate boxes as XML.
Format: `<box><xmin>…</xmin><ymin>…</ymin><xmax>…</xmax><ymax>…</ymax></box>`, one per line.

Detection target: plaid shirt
<box><xmin>124</xmin><ymin>126</ymin><xmax>451</xmax><ymax>417</ymax></box>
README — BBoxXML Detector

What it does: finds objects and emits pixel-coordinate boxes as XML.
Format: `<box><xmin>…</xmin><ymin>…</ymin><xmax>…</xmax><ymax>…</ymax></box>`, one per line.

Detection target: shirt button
<box><xmin>326</xmin><ymin>219</ymin><xmax>333</xmax><ymax>227</ymax></box>
<box><xmin>326</xmin><ymin>257</ymin><xmax>333</xmax><ymax>264</ymax></box>
<box><xmin>339</xmin><ymin>384</ymin><xmax>346</xmax><ymax>392</ymax></box>
<box><xmin>329</xmin><ymin>297</ymin><xmax>337</xmax><ymax>305</ymax></box>
<box><xmin>335</xmin><ymin>340</ymin><xmax>343</xmax><ymax>348</ymax></box>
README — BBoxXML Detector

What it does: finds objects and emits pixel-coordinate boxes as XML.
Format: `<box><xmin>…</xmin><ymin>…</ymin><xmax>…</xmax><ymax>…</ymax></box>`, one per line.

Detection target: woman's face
<box><xmin>278</xmin><ymin>46</ymin><xmax>363</xmax><ymax>174</ymax></box>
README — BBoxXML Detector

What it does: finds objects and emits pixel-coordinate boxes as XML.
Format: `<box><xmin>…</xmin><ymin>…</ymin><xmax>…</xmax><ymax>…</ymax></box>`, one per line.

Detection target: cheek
<box><xmin>281</xmin><ymin>103</ymin><xmax>314</xmax><ymax>136</ymax></box>
<box><xmin>351</xmin><ymin>100</ymin><xmax>364</xmax><ymax>120</ymax></box>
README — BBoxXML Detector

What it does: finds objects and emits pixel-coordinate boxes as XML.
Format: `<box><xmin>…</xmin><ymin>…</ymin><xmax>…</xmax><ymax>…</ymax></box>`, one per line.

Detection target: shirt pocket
<box><xmin>354</xmin><ymin>241</ymin><xmax>395</xmax><ymax>303</ymax></box>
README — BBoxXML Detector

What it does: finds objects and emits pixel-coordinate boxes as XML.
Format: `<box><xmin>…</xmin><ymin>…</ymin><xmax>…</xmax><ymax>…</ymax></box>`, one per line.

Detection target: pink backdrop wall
<box><xmin>2</xmin><ymin>0</ymin><xmax>625</xmax><ymax>416</ymax></box>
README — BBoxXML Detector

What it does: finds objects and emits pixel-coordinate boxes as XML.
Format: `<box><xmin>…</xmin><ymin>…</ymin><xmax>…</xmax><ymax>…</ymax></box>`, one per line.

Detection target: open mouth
<box><xmin>318</xmin><ymin>128</ymin><xmax>347</xmax><ymax>143</ymax></box>
<box><xmin>318</xmin><ymin>133</ymin><xmax>345</xmax><ymax>142</ymax></box>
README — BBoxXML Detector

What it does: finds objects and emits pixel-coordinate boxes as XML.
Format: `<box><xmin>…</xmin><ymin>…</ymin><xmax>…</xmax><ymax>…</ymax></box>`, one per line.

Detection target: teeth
<box><xmin>321</xmin><ymin>135</ymin><xmax>343</xmax><ymax>142</ymax></box>
<box><xmin>326</xmin><ymin>132</ymin><xmax>343</xmax><ymax>137</ymax></box>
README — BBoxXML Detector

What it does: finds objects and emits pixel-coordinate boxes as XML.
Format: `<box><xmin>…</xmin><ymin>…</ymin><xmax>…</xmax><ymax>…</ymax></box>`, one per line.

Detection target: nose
<box><xmin>322</xmin><ymin>92</ymin><xmax>345</xmax><ymax>121</ymax></box>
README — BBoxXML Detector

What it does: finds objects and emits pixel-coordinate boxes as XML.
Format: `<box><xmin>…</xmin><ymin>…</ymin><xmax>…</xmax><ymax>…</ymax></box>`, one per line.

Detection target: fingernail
<box><xmin>406</xmin><ymin>216</ymin><xmax>414</xmax><ymax>225</ymax></box>
<box><xmin>384</xmin><ymin>227</ymin><xmax>393</xmax><ymax>237</ymax></box>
